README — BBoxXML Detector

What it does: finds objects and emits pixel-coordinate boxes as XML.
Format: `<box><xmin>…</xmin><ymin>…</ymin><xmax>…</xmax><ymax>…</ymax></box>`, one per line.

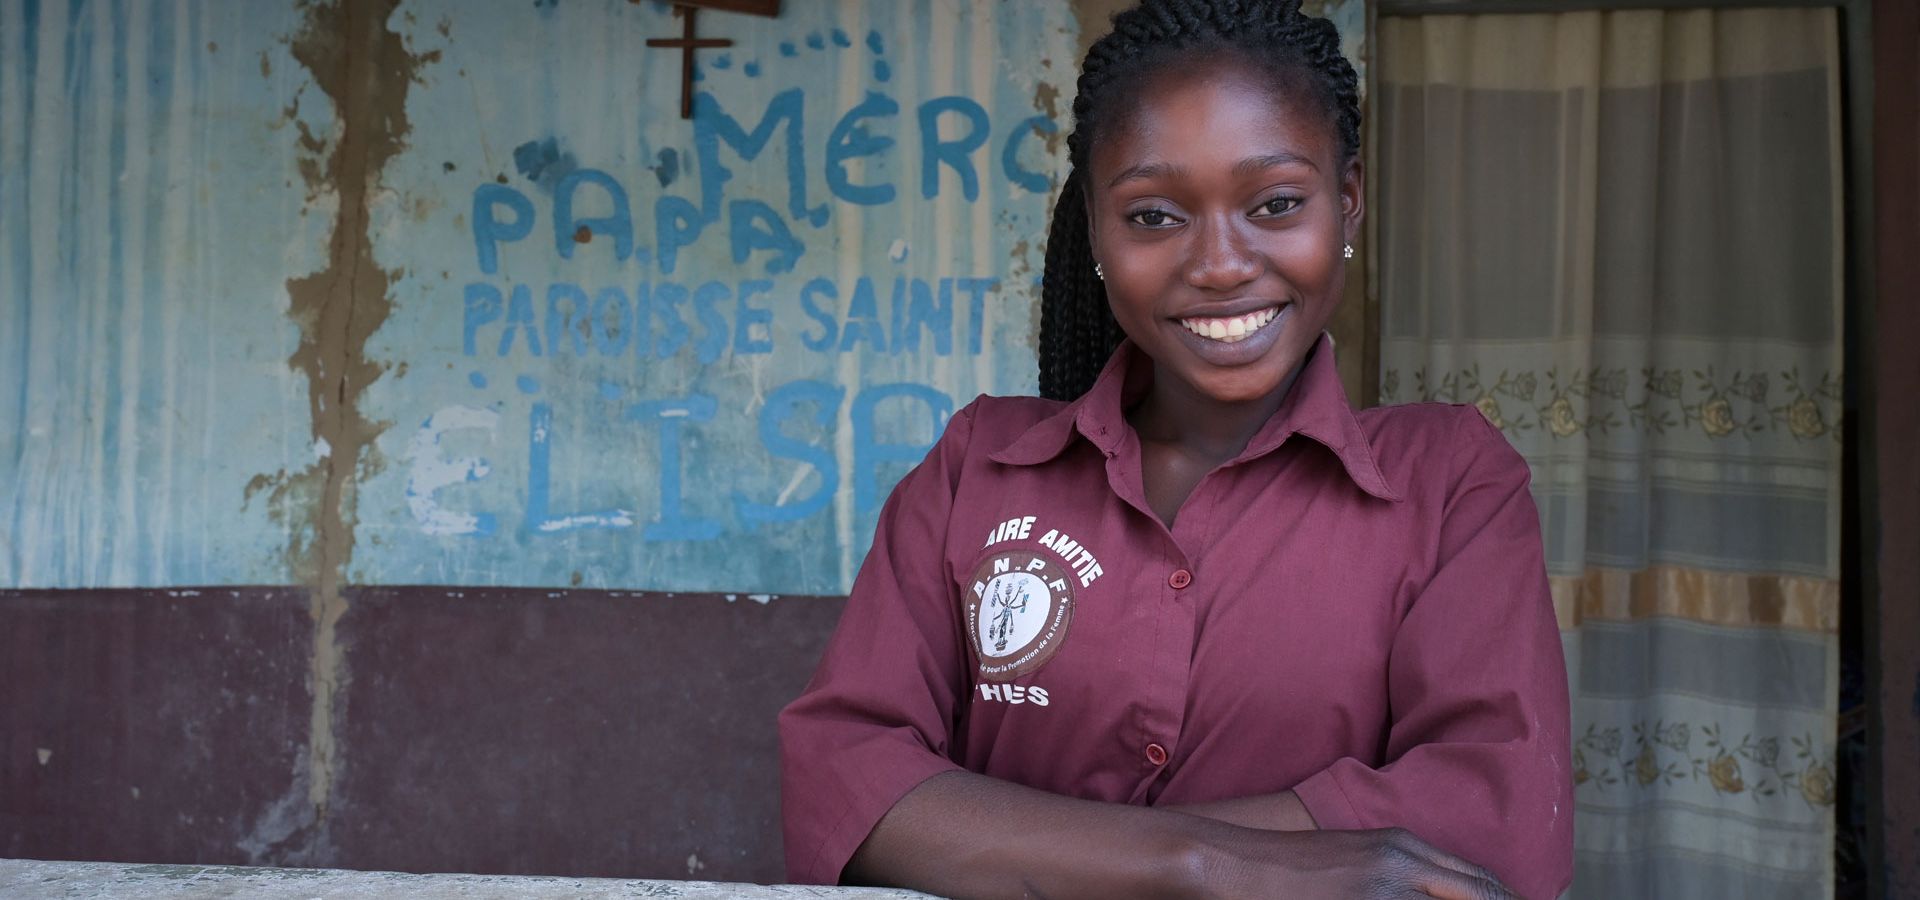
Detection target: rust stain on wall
<box><xmin>1032</xmin><ymin>81</ymin><xmax>1060</xmax><ymax>121</ymax></box>
<box><xmin>243</xmin><ymin>0</ymin><xmax>434</xmax><ymax>859</ymax></box>
<box><xmin>1030</xmin><ymin>82</ymin><xmax>1065</xmax><ymax>158</ymax></box>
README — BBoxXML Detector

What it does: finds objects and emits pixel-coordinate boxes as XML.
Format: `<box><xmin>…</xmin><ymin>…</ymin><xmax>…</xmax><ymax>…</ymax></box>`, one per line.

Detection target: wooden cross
<box><xmin>647</xmin><ymin>5</ymin><xmax>732</xmax><ymax>120</ymax></box>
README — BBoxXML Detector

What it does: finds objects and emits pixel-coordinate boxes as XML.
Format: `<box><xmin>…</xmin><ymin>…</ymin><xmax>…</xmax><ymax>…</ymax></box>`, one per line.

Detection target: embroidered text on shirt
<box><xmin>977</xmin><ymin>683</ymin><xmax>1050</xmax><ymax>706</ymax></box>
<box><xmin>1037</xmin><ymin>528</ymin><xmax>1104</xmax><ymax>587</ymax></box>
<box><xmin>983</xmin><ymin>515</ymin><xmax>1036</xmax><ymax>547</ymax></box>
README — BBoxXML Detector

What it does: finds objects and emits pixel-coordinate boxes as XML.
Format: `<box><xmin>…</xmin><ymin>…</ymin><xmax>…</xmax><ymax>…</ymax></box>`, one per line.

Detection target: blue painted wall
<box><xmin>1</xmin><ymin>1</ymin><xmax>334</xmax><ymax>587</ymax></box>
<box><xmin>1</xmin><ymin>0</ymin><xmax>1079</xmax><ymax>595</ymax></box>
<box><xmin>358</xmin><ymin>0</ymin><xmax>1079</xmax><ymax>594</ymax></box>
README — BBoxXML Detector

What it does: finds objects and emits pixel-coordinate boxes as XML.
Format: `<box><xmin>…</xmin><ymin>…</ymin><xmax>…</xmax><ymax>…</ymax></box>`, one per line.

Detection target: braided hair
<box><xmin>1036</xmin><ymin>0</ymin><xmax>1360</xmax><ymax>401</ymax></box>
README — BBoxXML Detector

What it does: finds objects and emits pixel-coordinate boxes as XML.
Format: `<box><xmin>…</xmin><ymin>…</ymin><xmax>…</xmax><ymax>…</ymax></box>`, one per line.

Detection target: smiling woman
<box><xmin>777</xmin><ymin>2</ymin><xmax>1574</xmax><ymax>898</ymax></box>
<box><xmin>1077</xmin><ymin>61</ymin><xmax>1356</xmax><ymax>418</ymax></box>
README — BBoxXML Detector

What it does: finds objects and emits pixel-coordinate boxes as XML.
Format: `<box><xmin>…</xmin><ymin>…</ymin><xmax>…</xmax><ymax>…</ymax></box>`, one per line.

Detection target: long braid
<box><xmin>1036</xmin><ymin>0</ymin><xmax>1360</xmax><ymax>400</ymax></box>
<box><xmin>1038</xmin><ymin>174</ymin><xmax>1122</xmax><ymax>401</ymax></box>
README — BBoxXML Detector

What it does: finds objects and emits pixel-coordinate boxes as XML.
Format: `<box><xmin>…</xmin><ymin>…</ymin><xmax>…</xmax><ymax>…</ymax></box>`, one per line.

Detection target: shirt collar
<box><xmin>990</xmin><ymin>332</ymin><xmax>1402</xmax><ymax>502</ymax></box>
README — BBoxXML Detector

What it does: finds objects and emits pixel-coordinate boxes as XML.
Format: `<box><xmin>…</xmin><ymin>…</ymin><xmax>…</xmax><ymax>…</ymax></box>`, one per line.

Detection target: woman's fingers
<box><xmin>1416</xmin><ymin>843</ymin><xmax>1505</xmax><ymax>888</ymax></box>
<box><xmin>1413</xmin><ymin>867</ymin><xmax>1515</xmax><ymax>900</ymax></box>
<box><xmin>1375</xmin><ymin>828</ymin><xmax>1513</xmax><ymax>900</ymax></box>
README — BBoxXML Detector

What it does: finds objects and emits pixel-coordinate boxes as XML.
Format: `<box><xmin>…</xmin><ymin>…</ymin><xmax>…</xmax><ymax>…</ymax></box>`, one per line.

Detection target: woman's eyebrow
<box><xmin>1106</xmin><ymin>161</ymin><xmax>1183</xmax><ymax>189</ymax></box>
<box><xmin>1233</xmin><ymin>152</ymin><xmax>1318</xmax><ymax>176</ymax></box>
<box><xmin>1106</xmin><ymin>152</ymin><xmax>1320</xmax><ymax>189</ymax></box>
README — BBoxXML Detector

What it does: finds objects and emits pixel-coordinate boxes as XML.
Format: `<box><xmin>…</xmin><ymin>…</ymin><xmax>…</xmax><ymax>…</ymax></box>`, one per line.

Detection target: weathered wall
<box><xmin>1</xmin><ymin>0</ymin><xmax>1079</xmax><ymax>595</ymax></box>
<box><xmin>1</xmin><ymin>0</ymin><xmax>1078</xmax><ymax>875</ymax></box>
<box><xmin>0</xmin><ymin>0</ymin><xmax>1369</xmax><ymax>882</ymax></box>
<box><xmin>3</xmin><ymin>584</ymin><xmax>846</xmax><ymax>880</ymax></box>
<box><xmin>0</xmin><ymin>0</ymin><xmax>1368</xmax><ymax>599</ymax></box>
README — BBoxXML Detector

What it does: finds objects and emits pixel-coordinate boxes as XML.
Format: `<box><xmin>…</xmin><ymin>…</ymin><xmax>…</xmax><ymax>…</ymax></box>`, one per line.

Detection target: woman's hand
<box><xmin>1191</xmin><ymin>825</ymin><xmax>1518</xmax><ymax>899</ymax></box>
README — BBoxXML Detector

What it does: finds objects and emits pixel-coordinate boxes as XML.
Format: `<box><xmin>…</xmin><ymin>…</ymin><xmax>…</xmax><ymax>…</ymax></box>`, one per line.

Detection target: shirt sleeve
<box><xmin>1290</xmin><ymin>409</ymin><xmax>1574</xmax><ymax>900</ymax></box>
<box><xmin>776</xmin><ymin>401</ymin><xmax>977</xmax><ymax>885</ymax></box>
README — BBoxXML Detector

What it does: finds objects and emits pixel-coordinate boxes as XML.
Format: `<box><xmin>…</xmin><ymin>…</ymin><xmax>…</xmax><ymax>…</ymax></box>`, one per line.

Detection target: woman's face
<box><xmin>1085</xmin><ymin>58</ymin><xmax>1362</xmax><ymax>406</ymax></box>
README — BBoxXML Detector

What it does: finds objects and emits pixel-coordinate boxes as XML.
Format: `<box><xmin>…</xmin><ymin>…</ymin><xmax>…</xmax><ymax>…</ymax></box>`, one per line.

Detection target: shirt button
<box><xmin>1168</xmin><ymin>569</ymin><xmax>1192</xmax><ymax>589</ymax></box>
<box><xmin>1145</xmin><ymin>743</ymin><xmax>1169</xmax><ymax>766</ymax></box>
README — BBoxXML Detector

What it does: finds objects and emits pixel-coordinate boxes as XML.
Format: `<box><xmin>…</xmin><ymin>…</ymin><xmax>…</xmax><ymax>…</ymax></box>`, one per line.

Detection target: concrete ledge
<box><xmin>0</xmin><ymin>859</ymin><xmax>935</xmax><ymax>899</ymax></box>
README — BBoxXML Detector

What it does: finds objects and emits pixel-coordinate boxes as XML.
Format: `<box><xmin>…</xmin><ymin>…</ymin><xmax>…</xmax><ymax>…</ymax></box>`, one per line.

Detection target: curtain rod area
<box><xmin>1379</xmin><ymin>0</ymin><xmax>1845</xmax><ymax>15</ymax></box>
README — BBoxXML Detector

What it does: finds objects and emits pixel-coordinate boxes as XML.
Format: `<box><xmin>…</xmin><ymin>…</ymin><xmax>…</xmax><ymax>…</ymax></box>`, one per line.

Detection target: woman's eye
<box><xmin>1256</xmin><ymin>197</ymin><xmax>1302</xmax><ymax>216</ymax></box>
<box><xmin>1129</xmin><ymin>209</ymin><xmax>1176</xmax><ymax>227</ymax></box>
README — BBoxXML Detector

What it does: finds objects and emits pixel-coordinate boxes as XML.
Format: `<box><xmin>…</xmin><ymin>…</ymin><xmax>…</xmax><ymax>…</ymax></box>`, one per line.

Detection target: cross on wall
<box><xmin>646</xmin><ymin>6</ymin><xmax>729</xmax><ymax>120</ymax></box>
<box><xmin>645</xmin><ymin>1</ymin><xmax>781</xmax><ymax>120</ymax></box>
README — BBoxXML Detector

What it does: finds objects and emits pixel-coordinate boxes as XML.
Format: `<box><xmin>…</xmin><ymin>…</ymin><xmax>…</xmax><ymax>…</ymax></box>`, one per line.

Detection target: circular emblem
<box><xmin>965</xmin><ymin>550</ymin><xmax>1075</xmax><ymax>682</ymax></box>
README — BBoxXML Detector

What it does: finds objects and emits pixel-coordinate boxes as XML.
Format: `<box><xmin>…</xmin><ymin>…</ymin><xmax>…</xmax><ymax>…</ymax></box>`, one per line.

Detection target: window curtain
<box><xmin>1376</xmin><ymin>9</ymin><xmax>1842</xmax><ymax>898</ymax></box>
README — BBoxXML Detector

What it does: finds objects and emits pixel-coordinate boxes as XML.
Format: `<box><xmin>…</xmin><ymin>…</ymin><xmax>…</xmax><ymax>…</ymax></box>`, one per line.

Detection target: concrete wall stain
<box><xmin>242</xmin><ymin>0</ymin><xmax>437</xmax><ymax>856</ymax></box>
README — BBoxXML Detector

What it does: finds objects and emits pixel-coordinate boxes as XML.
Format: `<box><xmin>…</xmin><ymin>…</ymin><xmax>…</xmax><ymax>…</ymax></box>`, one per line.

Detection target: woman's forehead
<box><xmin>1088</xmin><ymin>58</ymin><xmax>1338</xmax><ymax>177</ymax></box>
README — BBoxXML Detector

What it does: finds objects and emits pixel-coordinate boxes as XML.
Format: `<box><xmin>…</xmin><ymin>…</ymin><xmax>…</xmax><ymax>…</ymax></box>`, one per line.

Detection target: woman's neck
<box><xmin>1127</xmin><ymin>360</ymin><xmax>1305</xmax><ymax>463</ymax></box>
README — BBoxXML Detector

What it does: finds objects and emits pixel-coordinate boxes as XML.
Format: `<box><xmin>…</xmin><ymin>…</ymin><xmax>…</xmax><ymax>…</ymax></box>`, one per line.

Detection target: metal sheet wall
<box><xmin>1</xmin><ymin>0</ymin><xmax>1078</xmax><ymax>596</ymax></box>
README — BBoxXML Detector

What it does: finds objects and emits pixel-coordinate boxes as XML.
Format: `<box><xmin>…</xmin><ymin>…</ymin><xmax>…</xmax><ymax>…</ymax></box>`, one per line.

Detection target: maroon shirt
<box><xmin>778</xmin><ymin>336</ymin><xmax>1574</xmax><ymax>899</ymax></box>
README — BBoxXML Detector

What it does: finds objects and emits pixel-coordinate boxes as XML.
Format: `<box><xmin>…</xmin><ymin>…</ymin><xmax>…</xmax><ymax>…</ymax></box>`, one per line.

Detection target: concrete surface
<box><xmin>0</xmin><ymin>859</ymin><xmax>934</xmax><ymax>899</ymax></box>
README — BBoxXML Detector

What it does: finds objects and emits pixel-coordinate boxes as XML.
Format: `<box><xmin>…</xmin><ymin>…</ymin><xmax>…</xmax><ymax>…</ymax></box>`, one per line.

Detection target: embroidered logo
<box><xmin>965</xmin><ymin>550</ymin><xmax>1075</xmax><ymax>683</ymax></box>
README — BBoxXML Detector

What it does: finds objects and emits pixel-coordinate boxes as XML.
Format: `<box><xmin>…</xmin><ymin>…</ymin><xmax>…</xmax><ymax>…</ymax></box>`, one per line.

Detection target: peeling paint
<box><xmin>1032</xmin><ymin>80</ymin><xmax>1060</xmax><ymax>121</ymax></box>
<box><xmin>1030</xmin><ymin>83</ymin><xmax>1065</xmax><ymax>157</ymax></box>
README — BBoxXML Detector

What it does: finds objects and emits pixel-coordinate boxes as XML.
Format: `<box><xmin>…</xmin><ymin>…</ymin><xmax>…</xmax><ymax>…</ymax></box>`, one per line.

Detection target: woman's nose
<box><xmin>1183</xmin><ymin>217</ymin><xmax>1260</xmax><ymax>292</ymax></box>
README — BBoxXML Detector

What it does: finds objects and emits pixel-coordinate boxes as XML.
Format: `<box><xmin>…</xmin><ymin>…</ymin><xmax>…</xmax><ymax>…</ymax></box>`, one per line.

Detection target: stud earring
<box><xmin>1094</xmin><ymin>262</ymin><xmax>1104</xmax><ymax>280</ymax></box>
<box><xmin>1342</xmin><ymin>243</ymin><xmax>1354</xmax><ymax>259</ymax></box>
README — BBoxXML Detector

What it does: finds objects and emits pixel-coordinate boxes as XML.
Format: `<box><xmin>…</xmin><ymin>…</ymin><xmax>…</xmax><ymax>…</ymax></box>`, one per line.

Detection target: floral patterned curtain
<box><xmin>1376</xmin><ymin>9</ymin><xmax>1842</xmax><ymax>898</ymax></box>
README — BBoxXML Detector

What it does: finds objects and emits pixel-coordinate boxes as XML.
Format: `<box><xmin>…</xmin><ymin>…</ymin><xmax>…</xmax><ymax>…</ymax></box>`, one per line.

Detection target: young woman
<box><xmin>779</xmin><ymin>1</ymin><xmax>1573</xmax><ymax>897</ymax></box>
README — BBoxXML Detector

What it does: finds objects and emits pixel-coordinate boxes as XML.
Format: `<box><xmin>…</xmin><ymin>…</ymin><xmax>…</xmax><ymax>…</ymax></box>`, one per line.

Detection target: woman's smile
<box><xmin>1168</xmin><ymin>302</ymin><xmax>1294</xmax><ymax>372</ymax></box>
<box><xmin>1177</xmin><ymin>304</ymin><xmax>1282</xmax><ymax>343</ymax></box>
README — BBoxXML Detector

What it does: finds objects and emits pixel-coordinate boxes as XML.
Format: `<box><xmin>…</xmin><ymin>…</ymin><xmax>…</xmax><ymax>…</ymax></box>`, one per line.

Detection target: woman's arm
<box><xmin>1238</xmin><ymin>412</ymin><xmax>1572</xmax><ymax>900</ymax></box>
<box><xmin>1159</xmin><ymin>790</ymin><xmax>1320</xmax><ymax>832</ymax></box>
<box><xmin>847</xmin><ymin>770</ymin><xmax>1516</xmax><ymax>900</ymax></box>
<box><xmin>1135</xmin><ymin>413</ymin><xmax>1573</xmax><ymax>897</ymax></box>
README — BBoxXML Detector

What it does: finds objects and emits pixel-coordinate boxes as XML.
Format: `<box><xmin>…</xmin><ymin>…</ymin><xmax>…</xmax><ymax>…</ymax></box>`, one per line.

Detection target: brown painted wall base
<box><xmin>1</xmin><ymin>587</ymin><xmax>845</xmax><ymax>884</ymax></box>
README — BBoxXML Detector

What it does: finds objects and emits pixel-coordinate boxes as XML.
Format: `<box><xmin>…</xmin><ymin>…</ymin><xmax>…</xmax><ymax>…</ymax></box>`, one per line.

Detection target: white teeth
<box><xmin>1180</xmin><ymin>307</ymin><xmax>1281</xmax><ymax>343</ymax></box>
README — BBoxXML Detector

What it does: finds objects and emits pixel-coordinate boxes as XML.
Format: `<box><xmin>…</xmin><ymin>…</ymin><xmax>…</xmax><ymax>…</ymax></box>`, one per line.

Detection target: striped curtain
<box><xmin>1375</xmin><ymin>9</ymin><xmax>1842</xmax><ymax>898</ymax></box>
